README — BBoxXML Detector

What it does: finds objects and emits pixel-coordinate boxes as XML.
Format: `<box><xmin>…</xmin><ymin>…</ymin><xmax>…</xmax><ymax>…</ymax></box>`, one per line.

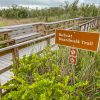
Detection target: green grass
<box><xmin>0</xmin><ymin>22</ymin><xmax>5</xmax><ymax>27</ymax></box>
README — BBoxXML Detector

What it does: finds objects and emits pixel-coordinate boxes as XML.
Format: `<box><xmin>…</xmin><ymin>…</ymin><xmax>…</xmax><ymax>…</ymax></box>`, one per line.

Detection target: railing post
<box><xmin>12</xmin><ymin>48</ymin><xmax>19</xmax><ymax>75</ymax></box>
<box><xmin>36</xmin><ymin>25</ymin><xmax>39</xmax><ymax>33</ymax></box>
<box><xmin>47</xmin><ymin>37</ymin><xmax>50</xmax><ymax>46</ymax></box>
<box><xmin>73</xmin><ymin>19</ymin><xmax>80</xmax><ymax>31</ymax></box>
<box><xmin>4</xmin><ymin>33</ymin><xmax>9</xmax><ymax>46</ymax></box>
<box><xmin>97</xmin><ymin>17</ymin><xmax>100</xmax><ymax>31</ymax></box>
<box><xmin>43</xmin><ymin>24</ymin><xmax>47</xmax><ymax>35</ymax></box>
<box><xmin>95</xmin><ymin>19</ymin><xmax>98</xmax><ymax>28</ymax></box>
<box><xmin>40</xmin><ymin>24</ymin><xmax>44</xmax><ymax>34</ymax></box>
<box><xmin>64</xmin><ymin>21</ymin><xmax>68</xmax><ymax>29</ymax></box>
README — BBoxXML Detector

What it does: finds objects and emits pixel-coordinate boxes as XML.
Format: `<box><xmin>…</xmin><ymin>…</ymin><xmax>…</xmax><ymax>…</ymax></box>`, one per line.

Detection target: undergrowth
<box><xmin>0</xmin><ymin>46</ymin><xmax>100</xmax><ymax>100</ymax></box>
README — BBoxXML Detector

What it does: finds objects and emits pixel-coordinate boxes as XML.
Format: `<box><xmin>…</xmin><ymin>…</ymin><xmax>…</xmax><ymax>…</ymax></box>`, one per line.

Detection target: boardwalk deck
<box><xmin>0</xmin><ymin>70</ymin><xmax>13</xmax><ymax>85</ymax></box>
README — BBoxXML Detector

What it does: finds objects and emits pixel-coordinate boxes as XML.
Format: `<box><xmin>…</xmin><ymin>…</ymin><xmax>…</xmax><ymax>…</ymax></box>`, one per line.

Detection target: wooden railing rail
<box><xmin>0</xmin><ymin>16</ymin><xmax>99</xmax><ymax>34</ymax></box>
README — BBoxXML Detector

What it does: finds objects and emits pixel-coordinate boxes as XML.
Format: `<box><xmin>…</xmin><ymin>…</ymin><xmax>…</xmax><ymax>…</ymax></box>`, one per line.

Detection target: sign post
<box><xmin>56</xmin><ymin>29</ymin><xmax>99</xmax><ymax>64</ymax></box>
<box><xmin>55</xmin><ymin>29</ymin><xmax>100</xmax><ymax>84</ymax></box>
<box><xmin>69</xmin><ymin>47</ymin><xmax>78</xmax><ymax>84</ymax></box>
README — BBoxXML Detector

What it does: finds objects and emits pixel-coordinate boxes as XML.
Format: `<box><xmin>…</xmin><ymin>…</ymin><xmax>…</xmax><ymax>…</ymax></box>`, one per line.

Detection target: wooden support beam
<box><xmin>0</xmin><ymin>39</ymin><xmax>14</xmax><ymax>45</ymax></box>
<box><xmin>12</xmin><ymin>48</ymin><xmax>19</xmax><ymax>75</ymax></box>
<box><xmin>4</xmin><ymin>33</ymin><xmax>10</xmax><ymax>46</ymax></box>
<box><xmin>47</xmin><ymin>37</ymin><xmax>50</xmax><ymax>45</ymax></box>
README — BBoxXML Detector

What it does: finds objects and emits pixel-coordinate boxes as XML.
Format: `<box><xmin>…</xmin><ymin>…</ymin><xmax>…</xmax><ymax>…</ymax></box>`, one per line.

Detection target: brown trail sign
<box><xmin>56</xmin><ymin>29</ymin><xmax>100</xmax><ymax>52</ymax></box>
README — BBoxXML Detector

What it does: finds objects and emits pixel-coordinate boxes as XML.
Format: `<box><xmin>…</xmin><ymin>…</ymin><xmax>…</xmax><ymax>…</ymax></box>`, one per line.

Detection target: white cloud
<box><xmin>0</xmin><ymin>0</ymin><xmax>65</xmax><ymax>7</ymax></box>
<box><xmin>0</xmin><ymin>0</ymin><xmax>100</xmax><ymax>7</ymax></box>
<box><xmin>80</xmin><ymin>0</ymin><xmax>100</xmax><ymax>4</ymax></box>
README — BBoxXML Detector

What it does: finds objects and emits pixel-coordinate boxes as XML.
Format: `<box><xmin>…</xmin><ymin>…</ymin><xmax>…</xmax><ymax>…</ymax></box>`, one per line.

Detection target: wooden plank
<box><xmin>11</xmin><ymin>26</ymin><xmax>33</xmax><ymax>32</ymax></box>
<box><xmin>0</xmin><ymin>57</ymin><xmax>12</xmax><ymax>64</ymax></box>
<box><xmin>0</xmin><ymin>70</ymin><xmax>14</xmax><ymax>85</ymax></box>
<box><xmin>0</xmin><ymin>54</ymin><xmax>12</xmax><ymax>74</ymax></box>
<box><xmin>0</xmin><ymin>59</ymin><xmax>12</xmax><ymax>71</ymax></box>
<box><xmin>0</xmin><ymin>61</ymin><xmax>9</xmax><ymax>70</ymax></box>
<box><xmin>0</xmin><ymin>54</ymin><xmax>12</xmax><ymax>60</ymax></box>
<box><xmin>12</xmin><ymin>32</ymin><xmax>39</xmax><ymax>40</ymax></box>
<box><xmin>0</xmin><ymin>39</ymin><xmax>14</xmax><ymax>45</ymax></box>
<box><xmin>9</xmin><ymin>27</ymin><xmax>34</xmax><ymax>38</ymax></box>
<box><xmin>0</xmin><ymin>29</ymin><xmax>12</xmax><ymax>33</ymax></box>
<box><xmin>0</xmin><ymin>54</ymin><xmax>12</xmax><ymax>73</ymax></box>
<box><xmin>0</xmin><ymin>22</ymin><xmax>42</xmax><ymax>29</ymax></box>
<box><xmin>13</xmin><ymin>33</ymin><xmax>41</xmax><ymax>43</ymax></box>
<box><xmin>0</xmin><ymin>50</ymin><xmax>12</xmax><ymax>57</ymax></box>
<box><xmin>0</xmin><ymin>33</ymin><xmax>55</xmax><ymax>53</ymax></box>
<box><xmin>5</xmin><ymin>25</ymin><xmax>33</xmax><ymax>30</ymax></box>
<box><xmin>0</xmin><ymin>65</ymin><xmax>12</xmax><ymax>74</ymax></box>
<box><xmin>16</xmin><ymin>29</ymin><xmax>33</xmax><ymax>34</ymax></box>
<box><xmin>19</xmin><ymin>40</ymin><xmax>47</xmax><ymax>58</ymax></box>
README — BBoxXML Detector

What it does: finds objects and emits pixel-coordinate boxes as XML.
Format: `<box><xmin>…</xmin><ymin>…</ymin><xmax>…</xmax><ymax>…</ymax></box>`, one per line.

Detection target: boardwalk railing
<box><xmin>0</xmin><ymin>16</ymin><xmax>99</xmax><ymax>46</ymax></box>
<box><xmin>0</xmin><ymin>16</ymin><xmax>100</xmax><ymax>96</ymax></box>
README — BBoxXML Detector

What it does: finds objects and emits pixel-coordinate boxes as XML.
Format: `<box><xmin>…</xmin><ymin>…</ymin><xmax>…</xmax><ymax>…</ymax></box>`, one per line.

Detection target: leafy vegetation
<box><xmin>0</xmin><ymin>0</ymin><xmax>100</xmax><ymax>22</ymax></box>
<box><xmin>1</xmin><ymin>46</ymin><xmax>100</xmax><ymax>100</ymax></box>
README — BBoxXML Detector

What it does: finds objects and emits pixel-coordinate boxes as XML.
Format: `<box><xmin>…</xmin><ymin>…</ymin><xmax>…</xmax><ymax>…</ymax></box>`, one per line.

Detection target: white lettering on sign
<box><xmin>56</xmin><ymin>29</ymin><xmax>100</xmax><ymax>51</ymax></box>
<box><xmin>59</xmin><ymin>37</ymin><xmax>80</xmax><ymax>44</ymax></box>
<box><xmin>59</xmin><ymin>33</ymin><xmax>72</xmax><ymax>38</ymax></box>
<box><xmin>81</xmin><ymin>40</ymin><xmax>93</xmax><ymax>46</ymax></box>
<box><xmin>59</xmin><ymin>33</ymin><xmax>95</xmax><ymax>47</ymax></box>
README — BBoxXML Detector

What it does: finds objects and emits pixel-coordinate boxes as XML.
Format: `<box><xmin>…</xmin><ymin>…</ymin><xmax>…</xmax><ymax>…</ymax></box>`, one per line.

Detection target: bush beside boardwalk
<box><xmin>1</xmin><ymin>46</ymin><xmax>100</xmax><ymax>100</ymax></box>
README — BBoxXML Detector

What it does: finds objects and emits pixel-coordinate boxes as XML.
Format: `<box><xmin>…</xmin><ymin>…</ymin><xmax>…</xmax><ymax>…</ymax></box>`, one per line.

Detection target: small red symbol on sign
<box><xmin>70</xmin><ymin>48</ymin><xmax>77</xmax><ymax>56</ymax></box>
<box><xmin>69</xmin><ymin>56</ymin><xmax>77</xmax><ymax>65</ymax></box>
<box><xmin>68</xmin><ymin>48</ymin><xmax>78</xmax><ymax>65</ymax></box>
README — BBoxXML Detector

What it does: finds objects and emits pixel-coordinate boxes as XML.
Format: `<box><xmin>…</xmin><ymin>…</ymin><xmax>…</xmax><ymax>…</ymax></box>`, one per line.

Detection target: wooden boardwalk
<box><xmin>0</xmin><ymin>36</ymin><xmax>55</xmax><ymax>85</ymax></box>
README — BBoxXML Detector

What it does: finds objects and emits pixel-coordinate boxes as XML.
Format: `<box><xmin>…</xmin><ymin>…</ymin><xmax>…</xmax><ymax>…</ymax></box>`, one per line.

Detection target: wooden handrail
<box><xmin>0</xmin><ymin>16</ymin><xmax>98</xmax><ymax>30</ymax></box>
<box><xmin>0</xmin><ymin>22</ymin><xmax>43</xmax><ymax>29</ymax></box>
<box><xmin>79</xmin><ymin>19</ymin><xmax>97</xmax><ymax>26</ymax></box>
<box><xmin>0</xmin><ymin>17</ymin><xmax>99</xmax><ymax>42</ymax></box>
<box><xmin>0</xmin><ymin>33</ymin><xmax>55</xmax><ymax>53</ymax></box>
<box><xmin>0</xmin><ymin>29</ymin><xmax>12</xmax><ymax>35</ymax></box>
<box><xmin>43</xmin><ymin>16</ymin><xmax>99</xmax><ymax>25</ymax></box>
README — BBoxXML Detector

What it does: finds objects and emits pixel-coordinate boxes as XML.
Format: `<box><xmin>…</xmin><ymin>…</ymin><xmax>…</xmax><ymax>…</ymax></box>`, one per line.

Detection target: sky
<box><xmin>0</xmin><ymin>0</ymin><xmax>100</xmax><ymax>8</ymax></box>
